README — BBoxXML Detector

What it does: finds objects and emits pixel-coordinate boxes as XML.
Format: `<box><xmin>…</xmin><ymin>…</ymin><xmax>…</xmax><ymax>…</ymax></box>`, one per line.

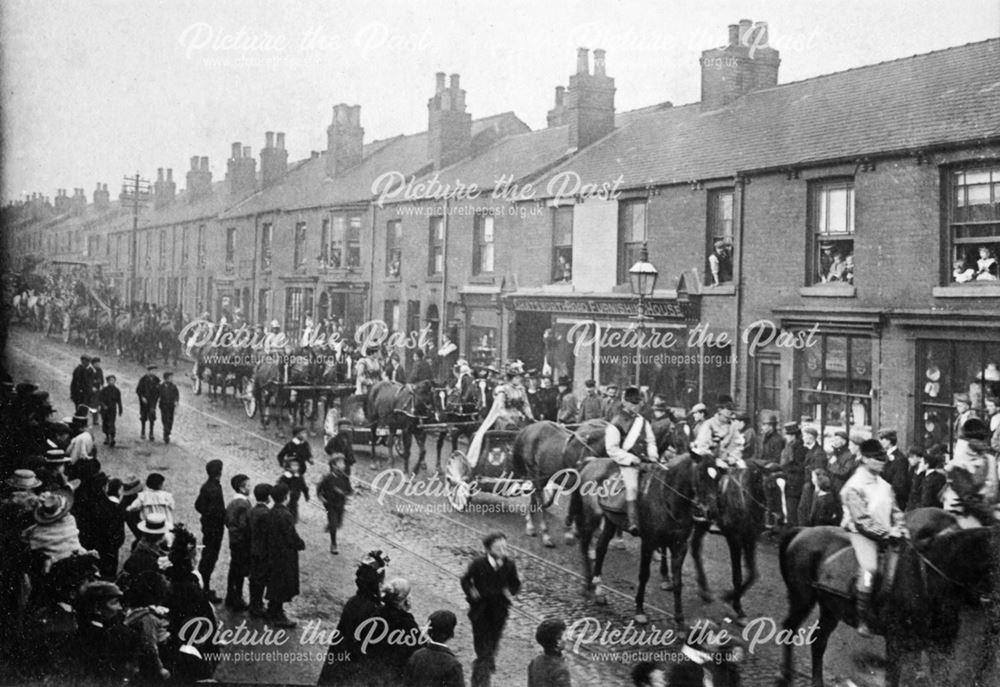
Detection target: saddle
<box><xmin>813</xmin><ymin>535</ymin><xmax>899</xmax><ymax>605</ymax></box>
<box><xmin>595</xmin><ymin>460</ymin><xmax>668</xmax><ymax>513</ymax></box>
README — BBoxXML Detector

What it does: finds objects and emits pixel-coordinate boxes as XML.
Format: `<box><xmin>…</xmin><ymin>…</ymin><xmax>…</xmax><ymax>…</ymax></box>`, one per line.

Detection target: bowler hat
<box><xmin>146</xmin><ymin>364</ymin><xmax>158</xmax><ymax>371</ymax></box>
<box><xmin>762</xmin><ymin>412</ymin><xmax>779</xmax><ymax>425</ymax></box>
<box><xmin>34</xmin><ymin>490</ymin><xmax>74</xmax><ymax>524</ymax></box>
<box><xmin>15</xmin><ymin>382</ymin><xmax>38</xmax><ymax>396</ymax></box>
<box><xmin>623</xmin><ymin>386</ymin><xmax>642</xmax><ymax>404</ymax></box>
<box><xmin>137</xmin><ymin>512</ymin><xmax>168</xmax><ymax>535</ymax></box>
<box><xmin>716</xmin><ymin>394</ymin><xmax>734</xmax><ymax>410</ymax></box>
<box><xmin>833</xmin><ymin>429</ymin><xmax>849</xmax><ymax>440</ymax></box>
<box><xmin>859</xmin><ymin>439</ymin><xmax>886</xmax><ymax>459</ymax></box>
<box><xmin>652</xmin><ymin>398</ymin><xmax>669</xmax><ymax>412</ymax></box>
<box><xmin>959</xmin><ymin>417</ymin><xmax>990</xmax><ymax>442</ymax></box>
<box><xmin>6</xmin><ymin>469</ymin><xmax>42</xmax><ymax>490</ymax></box>
<box><xmin>802</xmin><ymin>426</ymin><xmax>819</xmax><ymax>438</ymax></box>
<box><xmin>557</xmin><ymin>375</ymin><xmax>571</xmax><ymax>386</ymax></box>
<box><xmin>584</xmin><ymin>379</ymin><xmax>596</xmax><ymax>389</ymax></box>
<box><xmin>783</xmin><ymin>422</ymin><xmax>800</xmax><ymax>434</ymax></box>
<box><xmin>80</xmin><ymin>580</ymin><xmax>123</xmax><ymax>604</ymax></box>
<box><xmin>954</xmin><ymin>393</ymin><xmax>971</xmax><ymax>405</ymax></box>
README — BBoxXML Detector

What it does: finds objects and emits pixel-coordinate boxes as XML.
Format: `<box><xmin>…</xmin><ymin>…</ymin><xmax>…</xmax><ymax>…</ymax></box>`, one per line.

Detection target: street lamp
<box><xmin>628</xmin><ymin>242</ymin><xmax>659</xmax><ymax>387</ymax></box>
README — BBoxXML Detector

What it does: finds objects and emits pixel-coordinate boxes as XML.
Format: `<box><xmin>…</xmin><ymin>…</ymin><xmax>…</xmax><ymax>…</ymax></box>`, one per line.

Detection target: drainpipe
<box><xmin>733</xmin><ymin>174</ymin><xmax>746</xmax><ymax>404</ymax></box>
<box><xmin>440</xmin><ymin>198</ymin><xmax>449</xmax><ymax>348</ymax></box>
<box><xmin>251</xmin><ymin>213</ymin><xmax>259</xmax><ymax>323</ymax></box>
<box><xmin>367</xmin><ymin>204</ymin><xmax>376</xmax><ymax>322</ymax></box>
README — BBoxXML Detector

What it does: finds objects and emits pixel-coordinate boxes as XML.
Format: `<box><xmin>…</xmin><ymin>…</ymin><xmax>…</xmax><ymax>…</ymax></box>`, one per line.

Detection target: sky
<box><xmin>2</xmin><ymin>0</ymin><xmax>998</xmax><ymax>204</ymax></box>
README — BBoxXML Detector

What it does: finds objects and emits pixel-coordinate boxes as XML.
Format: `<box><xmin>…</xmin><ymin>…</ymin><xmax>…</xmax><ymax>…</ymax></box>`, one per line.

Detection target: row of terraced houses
<box><xmin>5</xmin><ymin>20</ymin><xmax>1000</xmax><ymax>450</ymax></box>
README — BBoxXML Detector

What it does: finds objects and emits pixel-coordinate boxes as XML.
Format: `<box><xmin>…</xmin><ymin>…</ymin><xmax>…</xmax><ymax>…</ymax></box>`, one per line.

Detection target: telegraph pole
<box><xmin>121</xmin><ymin>173</ymin><xmax>151</xmax><ymax>308</ymax></box>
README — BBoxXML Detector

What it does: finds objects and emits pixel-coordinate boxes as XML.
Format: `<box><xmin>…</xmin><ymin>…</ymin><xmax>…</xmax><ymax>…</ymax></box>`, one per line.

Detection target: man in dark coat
<box><xmin>136</xmin><ymin>364</ymin><xmax>161</xmax><ymax>441</ymax></box>
<box><xmin>878</xmin><ymin>428</ymin><xmax>911</xmax><ymax>509</ymax></box>
<box><xmin>158</xmin><ymin>371</ymin><xmax>180</xmax><ymax>444</ymax></box>
<box><xmin>649</xmin><ymin>396</ymin><xmax>676</xmax><ymax>456</ymax></box>
<box><xmin>224</xmin><ymin>473</ymin><xmax>252</xmax><ymax>611</ymax></box>
<box><xmin>407</xmin><ymin>349</ymin><xmax>434</xmax><ymax>385</ymax></box>
<box><xmin>247</xmin><ymin>483</ymin><xmax>272</xmax><ymax>618</ymax></box>
<box><xmin>827</xmin><ymin>430</ymin><xmax>858</xmax><ymax>495</ymax></box>
<box><xmin>277</xmin><ymin>426</ymin><xmax>313</xmax><ymax>475</ymax></box>
<box><xmin>460</xmin><ymin>532</ymin><xmax>521</xmax><ymax>687</ymax></box>
<box><xmin>316</xmin><ymin>455</ymin><xmax>352</xmax><ymax>554</ymax></box>
<box><xmin>70</xmin><ymin>355</ymin><xmax>91</xmax><ymax>410</ymax></box>
<box><xmin>576</xmin><ymin>379</ymin><xmax>603</xmax><ymax>423</ymax></box>
<box><xmin>797</xmin><ymin>426</ymin><xmax>829</xmax><ymax>525</ymax></box>
<box><xmin>779</xmin><ymin>422</ymin><xmax>806</xmax><ymax>526</ymax></box>
<box><xmin>98</xmin><ymin>374</ymin><xmax>123</xmax><ymax>447</ymax></box>
<box><xmin>404</xmin><ymin>610</ymin><xmax>465</xmax><ymax>687</ymax></box>
<box><xmin>194</xmin><ymin>459</ymin><xmax>225</xmax><ymax>604</ymax></box>
<box><xmin>324</xmin><ymin>423</ymin><xmax>356</xmax><ymax>475</ymax></box>
<box><xmin>555</xmin><ymin>376</ymin><xmax>578</xmax><ymax>424</ymax></box>
<box><xmin>92</xmin><ymin>474</ymin><xmax>126</xmax><ymax>579</ymax></box>
<box><xmin>264</xmin><ymin>482</ymin><xmax>304</xmax><ymax>628</ymax></box>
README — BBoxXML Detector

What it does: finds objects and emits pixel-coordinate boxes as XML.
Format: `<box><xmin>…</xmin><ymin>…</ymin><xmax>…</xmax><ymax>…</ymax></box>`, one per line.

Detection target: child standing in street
<box><xmin>98</xmin><ymin>375</ymin><xmax>122</xmax><ymax>447</ymax></box>
<box><xmin>316</xmin><ymin>454</ymin><xmax>352</xmax><ymax>554</ymax></box>
<box><xmin>277</xmin><ymin>459</ymin><xmax>309</xmax><ymax>522</ymax></box>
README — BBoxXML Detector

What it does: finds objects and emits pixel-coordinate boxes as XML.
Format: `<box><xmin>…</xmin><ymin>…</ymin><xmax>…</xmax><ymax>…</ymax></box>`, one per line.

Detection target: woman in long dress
<box><xmin>464</xmin><ymin>361</ymin><xmax>534</xmax><ymax>468</ymax></box>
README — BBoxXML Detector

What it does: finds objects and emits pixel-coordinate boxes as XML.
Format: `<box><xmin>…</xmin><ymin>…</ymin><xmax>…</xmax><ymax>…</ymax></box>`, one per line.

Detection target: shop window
<box><xmin>428</xmin><ymin>217</ymin><xmax>444</xmax><ymax>275</ymax></box>
<box><xmin>917</xmin><ymin>339</ymin><xmax>1000</xmax><ymax>448</ymax></box>
<box><xmin>225</xmin><ymin>227</ymin><xmax>236</xmax><ymax>274</ymax></box>
<box><xmin>810</xmin><ymin>181</ymin><xmax>854</xmax><ymax>285</ymax></box>
<box><xmin>293</xmin><ymin>222</ymin><xmax>307</xmax><ymax>272</ymax></box>
<box><xmin>617</xmin><ymin>200</ymin><xmax>647</xmax><ymax>284</ymax></box>
<box><xmin>706</xmin><ymin>189</ymin><xmax>734</xmax><ymax>286</ymax></box>
<box><xmin>473</xmin><ymin>213</ymin><xmax>495</xmax><ymax>275</ymax></box>
<box><xmin>552</xmin><ymin>206</ymin><xmax>573</xmax><ymax>283</ymax></box>
<box><xmin>469</xmin><ymin>325</ymin><xmax>497</xmax><ymax>369</ymax></box>
<box><xmin>285</xmin><ymin>288</ymin><xmax>304</xmax><ymax>340</ymax></box>
<box><xmin>261</xmin><ymin>223</ymin><xmax>272</xmax><ymax>272</ymax></box>
<box><xmin>386</xmin><ymin>220</ymin><xmax>402</xmax><ymax>277</ymax></box>
<box><xmin>949</xmin><ymin>164</ymin><xmax>1000</xmax><ymax>283</ymax></box>
<box><xmin>795</xmin><ymin>334</ymin><xmax>872</xmax><ymax>437</ymax></box>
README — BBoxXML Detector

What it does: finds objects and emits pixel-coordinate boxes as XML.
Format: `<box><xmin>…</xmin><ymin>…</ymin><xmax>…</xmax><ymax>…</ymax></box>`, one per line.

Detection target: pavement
<box><xmin>4</xmin><ymin>326</ymin><xmax>993</xmax><ymax>686</ymax></box>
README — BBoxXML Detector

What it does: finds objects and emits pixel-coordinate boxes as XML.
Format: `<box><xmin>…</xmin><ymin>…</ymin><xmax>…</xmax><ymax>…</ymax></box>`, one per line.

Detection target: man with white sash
<box><xmin>605</xmin><ymin>386</ymin><xmax>658</xmax><ymax>536</ymax></box>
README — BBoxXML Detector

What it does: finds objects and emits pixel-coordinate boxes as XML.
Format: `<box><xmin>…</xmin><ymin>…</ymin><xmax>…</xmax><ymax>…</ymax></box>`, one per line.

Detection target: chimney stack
<box><xmin>94</xmin><ymin>182</ymin><xmax>110</xmax><ymax>210</ymax></box>
<box><xmin>187</xmin><ymin>155</ymin><xmax>213</xmax><ymax>200</ymax></box>
<box><xmin>326</xmin><ymin>104</ymin><xmax>364</xmax><ymax>177</ymax></box>
<box><xmin>227</xmin><ymin>141</ymin><xmax>257</xmax><ymax>196</ymax></box>
<box><xmin>563</xmin><ymin>47</ymin><xmax>615</xmax><ymax>149</ymax></box>
<box><xmin>427</xmin><ymin>72</ymin><xmax>472</xmax><ymax>169</ymax></box>
<box><xmin>261</xmin><ymin>130</ymin><xmax>289</xmax><ymax>185</ymax></box>
<box><xmin>153</xmin><ymin>168</ymin><xmax>175</xmax><ymax>208</ymax></box>
<box><xmin>547</xmin><ymin>86</ymin><xmax>568</xmax><ymax>128</ymax></box>
<box><xmin>700</xmin><ymin>18</ymin><xmax>780</xmax><ymax>111</ymax></box>
<box><xmin>54</xmin><ymin>188</ymin><xmax>72</xmax><ymax>214</ymax></box>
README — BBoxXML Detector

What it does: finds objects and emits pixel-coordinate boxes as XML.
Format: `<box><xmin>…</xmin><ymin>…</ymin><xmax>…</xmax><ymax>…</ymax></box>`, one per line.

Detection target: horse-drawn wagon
<box><xmin>444</xmin><ymin>429</ymin><xmax>531</xmax><ymax>511</ymax></box>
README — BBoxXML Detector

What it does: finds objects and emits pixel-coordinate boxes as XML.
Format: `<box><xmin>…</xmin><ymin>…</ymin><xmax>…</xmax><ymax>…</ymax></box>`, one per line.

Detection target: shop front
<box><xmin>504</xmin><ymin>292</ymin><xmax>724</xmax><ymax>408</ymax></box>
<box><xmin>460</xmin><ymin>286</ymin><xmax>502</xmax><ymax>370</ymax></box>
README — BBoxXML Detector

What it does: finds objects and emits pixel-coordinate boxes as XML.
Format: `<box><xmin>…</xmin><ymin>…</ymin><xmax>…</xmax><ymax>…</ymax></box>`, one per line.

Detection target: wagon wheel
<box><xmin>446</xmin><ymin>450</ymin><xmax>472</xmax><ymax>511</ymax></box>
<box><xmin>243</xmin><ymin>378</ymin><xmax>257</xmax><ymax>418</ymax></box>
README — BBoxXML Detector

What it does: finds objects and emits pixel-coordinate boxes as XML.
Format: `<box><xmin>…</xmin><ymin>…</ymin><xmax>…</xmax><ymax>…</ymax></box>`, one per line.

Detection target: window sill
<box><xmin>469</xmin><ymin>275</ymin><xmax>496</xmax><ymax>285</ymax></box>
<box><xmin>426</xmin><ymin>275</ymin><xmax>443</xmax><ymax>284</ymax></box>
<box><xmin>933</xmin><ymin>284</ymin><xmax>1000</xmax><ymax>298</ymax></box>
<box><xmin>702</xmin><ymin>283</ymin><xmax>736</xmax><ymax>295</ymax></box>
<box><xmin>799</xmin><ymin>284</ymin><xmax>856</xmax><ymax>298</ymax></box>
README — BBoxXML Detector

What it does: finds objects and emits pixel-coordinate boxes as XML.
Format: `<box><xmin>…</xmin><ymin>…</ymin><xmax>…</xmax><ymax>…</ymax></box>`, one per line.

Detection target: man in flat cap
<box><xmin>70</xmin><ymin>355</ymin><xmax>90</xmax><ymax>411</ymax></box>
<box><xmin>952</xmin><ymin>393</ymin><xmax>976</xmax><ymax>443</ymax></box>
<box><xmin>575</xmin><ymin>380</ymin><xmax>603</xmax><ymax>423</ymax></box>
<box><xmin>136</xmin><ymin>364</ymin><xmax>161</xmax><ymax>441</ymax></box>
<box><xmin>779</xmin><ymin>422</ymin><xmax>806</xmax><ymax>526</ymax></box>
<box><xmin>605</xmin><ymin>386</ymin><xmax>659</xmax><ymax>535</ymax></box>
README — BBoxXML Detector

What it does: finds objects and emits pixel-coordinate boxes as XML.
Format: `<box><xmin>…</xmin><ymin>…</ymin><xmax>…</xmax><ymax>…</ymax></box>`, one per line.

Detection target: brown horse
<box><xmin>777</xmin><ymin>508</ymin><xmax>997</xmax><ymax>687</ymax></box>
<box><xmin>571</xmin><ymin>454</ymin><xmax>698</xmax><ymax>625</ymax></box>
<box><xmin>366</xmin><ymin>380</ymin><xmax>434</xmax><ymax>474</ymax></box>
<box><xmin>512</xmin><ymin>419</ymin><xmax>607</xmax><ymax>548</ymax></box>
<box><xmin>690</xmin><ymin>459</ymin><xmax>767</xmax><ymax>619</ymax></box>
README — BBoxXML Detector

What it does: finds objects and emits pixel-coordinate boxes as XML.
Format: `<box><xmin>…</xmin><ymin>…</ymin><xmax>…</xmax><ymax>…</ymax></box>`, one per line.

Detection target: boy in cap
<box><xmin>404</xmin><ymin>610</ymin><xmax>464</xmax><ymax>687</ymax></box>
<box><xmin>528</xmin><ymin>618</ymin><xmax>571</xmax><ymax>687</ymax></box>
<box><xmin>575</xmin><ymin>379</ymin><xmax>603</xmax><ymax>423</ymax></box>
<box><xmin>70</xmin><ymin>355</ymin><xmax>91</xmax><ymax>410</ymax></box>
<box><xmin>248</xmin><ymin>483</ymin><xmax>272</xmax><ymax>617</ymax></box>
<box><xmin>98</xmin><ymin>374</ymin><xmax>122</xmax><ymax>447</ymax></box>
<box><xmin>840</xmin><ymin>438</ymin><xmax>907</xmax><ymax>637</ymax></box>
<box><xmin>277</xmin><ymin>426</ymin><xmax>313</xmax><ymax>475</ymax></box>
<box><xmin>317</xmin><ymin>454</ymin><xmax>352</xmax><ymax>554</ymax></box>
<box><xmin>158</xmin><ymin>371</ymin><xmax>180</xmax><ymax>444</ymax></box>
<box><xmin>555</xmin><ymin>376</ymin><xmax>577</xmax><ymax>425</ymax></box>
<box><xmin>194</xmin><ymin>459</ymin><xmax>225</xmax><ymax>603</ymax></box>
<box><xmin>878</xmin><ymin>428</ymin><xmax>910</xmax><ymax>509</ymax></box>
<box><xmin>952</xmin><ymin>393</ymin><xmax>976</xmax><ymax>442</ymax></box>
<box><xmin>136</xmin><ymin>364</ymin><xmax>161</xmax><ymax>441</ymax></box>
<box><xmin>225</xmin><ymin>473</ymin><xmax>252</xmax><ymax>611</ymax></box>
<box><xmin>604</xmin><ymin>386</ymin><xmax>659</xmax><ymax>535</ymax></box>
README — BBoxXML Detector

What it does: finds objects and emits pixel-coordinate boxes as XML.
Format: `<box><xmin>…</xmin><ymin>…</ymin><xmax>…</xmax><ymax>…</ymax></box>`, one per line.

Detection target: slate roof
<box><xmin>533</xmin><ymin>38</ymin><xmax>1000</xmax><ymax>195</ymax></box>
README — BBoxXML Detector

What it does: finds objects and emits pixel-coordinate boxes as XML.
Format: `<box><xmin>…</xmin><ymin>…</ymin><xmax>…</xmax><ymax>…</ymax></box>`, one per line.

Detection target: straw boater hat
<box><xmin>33</xmin><ymin>490</ymin><xmax>74</xmax><ymax>524</ymax></box>
<box><xmin>138</xmin><ymin>512</ymin><xmax>169</xmax><ymax>535</ymax></box>
<box><xmin>45</xmin><ymin>449</ymin><xmax>71</xmax><ymax>464</ymax></box>
<box><xmin>73</xmin><ymin>405</ymin><xmax>91</xmax><ymax>424</ymax></box>
<box><xmin>121</xmin><ymin>474</ymin><xmax>143</xmax><ymax>496</ymax></box>
<box><xmin>6</xmin><ymin>469</ymin><xmax>42</xmax><ymax>490</ymax></box>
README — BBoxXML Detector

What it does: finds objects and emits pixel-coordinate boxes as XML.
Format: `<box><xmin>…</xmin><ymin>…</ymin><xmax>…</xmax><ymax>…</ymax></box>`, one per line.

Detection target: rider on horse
<box><xmin>840</xmin><ymin>438</ymin><xmax>908</xmax><ymax>638</ymax></box>
<box><xmin>464</xmin><ymin>361</ymin><xmax>533</xmax><ymax>469</ymax></box>
<box><xmin>689</xmin><ymin>395</ymin><xmax>739</xmax><ymax>521</ymax></box>
<box><xmin>941</xmin><ymin>417</ymin><xmax>1000</xmax><ymax>528</ymax></box>
<box><xmin>605</xmin><ymin>385</ymin><xmax>659</xmax><ymax>536</ymax></box>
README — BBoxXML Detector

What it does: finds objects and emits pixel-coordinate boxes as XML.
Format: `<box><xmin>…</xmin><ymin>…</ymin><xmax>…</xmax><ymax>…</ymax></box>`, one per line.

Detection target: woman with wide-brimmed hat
<box><xmin>22</xmin><ymin>490</ymin><xmax>88</xmax><ymax>572</ymax></box>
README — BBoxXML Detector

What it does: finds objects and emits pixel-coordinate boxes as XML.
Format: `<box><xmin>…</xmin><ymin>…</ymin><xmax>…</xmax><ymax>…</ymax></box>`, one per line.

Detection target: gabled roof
<box><xmin>534</xmin><ymin>38</ymin><xmax>1000</xmax><ymax>195</ymax></box>
<box><xmin>220</xmin><ymin>112</ymin><xmax>529</xmax><ymax>218</ymax></box>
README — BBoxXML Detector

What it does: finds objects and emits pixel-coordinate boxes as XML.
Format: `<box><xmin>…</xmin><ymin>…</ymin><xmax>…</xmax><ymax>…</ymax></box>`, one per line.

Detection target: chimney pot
<box><xmin>276</xmin><ymin>132</ymin><xmax>285</xmax><ymax>149</ymax></box>
<box><xmin>738</xmin><ymin>18</ymin><xmax>752</xmax><ymax>42</ymax></box>
<box><xmin>450</xmin><ymin>73</ymin><xmax>460</xmax><ymax>91</ymax></box>
<box><xmin>191</xmin><ymin>156</ymin><xmax>199</xmax><ymax>170</ymax></box>
<box><xmin>157</xmin><ymin>168</ymin><xmax>164</xmax><ymax>181</ymax></box>
<box><xmin>166</xmin><ymin>169</ymin><xmax>173</xmax><ymax>181</ymax></box>
<box><xmin>728</xmin><ymin>24</ymin><xmax>739</xmax><ymax>45</ymax></box>
<box><xmin>200</xmin><ymin>156</ymin><xmax>209</xmax><ymax>170</ymax></box>
<box><xmin>265</xmin><ymin>131</ymin><xmax>275</xmax><ymax>148</ymax></box>
<box><xmin>593</xmin><ymin>48</ymin><xmax>606</xmax><ymax>76</ymax></box>
<box><xmin>232</xmin><ymin>142</ymin><xmax>241</xmax><ymax>158</ymax></box>
<box><xmin>103</xmin><ymin>184</ymin><xmax>108</xmax><ymax>191</ymax></box>
<box><xmin>555</xmin><ymin>85</ymin><xmax>565</xmax><ymax>105</ymax></box>
<box><xmin>576</xmin><ymin>47</ymin><xmax>589</xmax><ymax>75</ymax></box>
<box><xmin>243</xmin><ymin>146</ymin><xmax>252</xmax><ymax>157</ymax></box>
<box><xmin>435</xmin><ymin>72</ymin><xmax>446</xmax><ymax>93</ymax></box>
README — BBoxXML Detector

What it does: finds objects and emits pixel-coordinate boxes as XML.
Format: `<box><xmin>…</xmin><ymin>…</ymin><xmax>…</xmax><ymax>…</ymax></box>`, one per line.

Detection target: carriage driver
<box><xmin>355</xmin><ymin>346</ymin><xmax>382</xmax><ymax>397</ymax></box>
<box><xmin>840</xmin><ymin>438</ymin><xmax>908</xmax><ymax>638</ymax></box>
<box><xmin>605</xmin><ymin>386</ymin><xmax>659</xmax><ymax>536</ymax></box>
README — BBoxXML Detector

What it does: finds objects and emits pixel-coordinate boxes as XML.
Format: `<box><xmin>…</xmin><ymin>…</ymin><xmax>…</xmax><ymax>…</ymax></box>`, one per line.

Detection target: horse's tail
<box><xmin>777</xmin><ymin>527</ymin><xmax>803</xmax><ymax>584</ymax></box>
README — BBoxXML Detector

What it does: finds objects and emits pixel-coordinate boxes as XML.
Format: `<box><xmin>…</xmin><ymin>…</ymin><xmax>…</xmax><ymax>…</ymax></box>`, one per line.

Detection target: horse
<box><xmin>689</xmin><ymin>457</ymin><xmax>767</xmax><ymax>619</ymax></box>
<box><xmin>418</xmin><ymin>384</ymin><xmax>482</xmax><ymax>474</ymax></box>
<box><xmin>252</xmin><ymin>357</ymin><xmax>283</xmax><ymax>428</ymax></box>
<box><xmin>366</xmin><ymin>380</ymin><xmax>434</xmax><ymax>474</ymax></box>
<box><xmin>157</xmin><ymin>317</ymin><xmax>180</xmax><ymax>367</ymax></box>
<box><xmin>571</xmin><ymin>453</ymin><xmax>698</xmax><ymax>625</ymax></box>
<box><xmin>777</xmin><ymin>508</ymin><xmax>997</xmax><ymax>687</ymax></box>
<box><xmin>511</xmin><ymin>419</ymin><xmax>607</xmax><ymax>548</ymax></box>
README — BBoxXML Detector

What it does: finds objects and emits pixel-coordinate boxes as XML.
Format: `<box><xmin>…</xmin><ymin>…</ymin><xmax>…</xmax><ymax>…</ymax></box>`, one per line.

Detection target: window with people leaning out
<box><xmin>705</xmin><ymin>189</ymin><xmax>734</xmax><ymax>286</ymax></box>
<box><xmin>795</xmin><ymin>333</ymin><xmax>872</xmax><ymax>440</ymax></box>
<box><xmin>551</xmin><ymin>205</ymin><xmax>573</xmax><ymax>283</ymax></box>
<box><xmin>810</xmin><ymin>180</ymin><xmax>855</xmax><ymax>285</ymax></box>
<box><xmin>917</xmin><ymin>339</ymin><xmax>1000</xmax><ymax>449</ymax></box>
<box><xmin>949</xmin><ymin>164</ymin><xmax>1000</xmax><ymax>284</ymax></box>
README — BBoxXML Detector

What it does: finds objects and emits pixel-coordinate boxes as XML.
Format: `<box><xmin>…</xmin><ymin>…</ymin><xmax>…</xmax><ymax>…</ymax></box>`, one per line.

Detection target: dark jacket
<box><xmin>780</xmin><ymin>437</ymin><xmax>807</xmax><ymax>498</ymax></box>
<box><xmin>404</xmin><ymin>643</ymin><xmax>465</xmax><ymax>687</ymax></box>
<box><xmin>158</xmin><ymin>381</ymin><xmax>179</xmax><ymax>409</ymax></box>
<box><xmin>248</xmin><ymin>503</ymin><xmax>270</xmax><ymax>559</ymax></box>
<box><xmin>194</xmin><ymin>478</ymin><xmax>226</xmax><ymax>533</ymax></box>
<box><xmin>98</xmin><ymin>385</ymin><xmax>123</xmax><ymax>415</ymax></box>
<box><xmin>759</xmin><ymin>430</ymin><xmax>785</xmax><ymax>465</ymax></box>
<box><xmin>375</xmin><ymin>604</ymin><xmax>421</xmax><ymax>679</ymax></box>
<box><xmin>277</xmin><ymin>440</ymin><xmax>313</xmax><ymax>473</ymax></box>
<box><xmin>407</xmin><ymin>359</ymin><xmax>434</xmax><ymax>385</ymax></box>
<box><xmin>460</xmin><ymin>555</ymin><xmax>520</xmax><ymax>623</ymax></box>
<box><xmin>334</xmin><ymin>591</ymin><xmax>384</xmax><ymax>665</ymax></box>
<box><xmin>120</xmin><ymin>492</ymin><xmax>142</xmax><ymax>541</ymax></box>
<box><xmin>324</xmin><ymin>432</ymin><xmax>356</xmax><ymax>470</ymax></box>
<box><xmin>92</xmin><ymin>495</ymin><xmax>126</xmax><ymax>554</ymax></box>
<box><xmin>225</xmin><ymin>495</ymin><xmax>252</xmax><ymax>550</ymax></box>
<box><xmin>827</xmin><ymin>446</ymin><xmax>857</xmax><ymax>495</ymax></box>
<box><xmin>317</xmin><ymin>469</ymin><xmax>352</xmax><ymax>514</ymax></box>
<box><xmin>71</xmin><ymin>364</ymin><xmax>90</xmax><ymax>405</ymax></box>
<box><xmin>807</xmin><ymin>491</ymin><xmax>842</xmax><ymax>527</ymax></box>
<box><xmin>265</xmin><ymin>503</ymin><xmax>304</xmax><ymax>602</ymax></box>
<box><xmin>136</xmin><ymin>373</ymin><xmax>160</xmax><ymax>405</ymax></box>
<box><xmin>122</xmin><ymin>539</ymin><xmax>164</xmax><ymax>578</ymax></box>
<box><xmin>651</xmin><ymin>416</ymin><xmax>676</xmax><ymax>455</ymax></box>
<box><xmin>918</xmin><ymin>469</ymin><xmax>947</xmax><ymax>509</ymax></box>
<box><xmin>528</xmin><ymin>652</ymin><xmax>571</xmax><ymax>687</ymax></box>
<box><xmin>576</xmin><ymin>393</ymin><xmax>603</xmax><ymax>423</ymax></box>
<box><xmin>883</xmin><ymin>447</ymin><xmax>911</xmax><ymax>509</ymax></box>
